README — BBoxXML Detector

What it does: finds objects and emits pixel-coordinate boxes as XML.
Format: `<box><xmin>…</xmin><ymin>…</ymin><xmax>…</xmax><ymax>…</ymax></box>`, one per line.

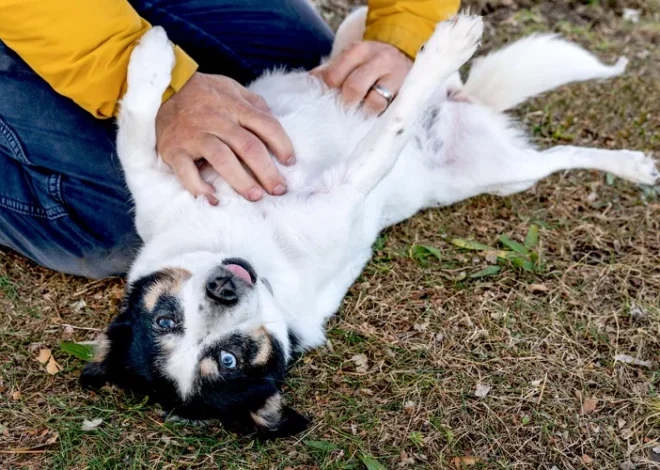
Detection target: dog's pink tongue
<box><xmin>225</xmin><ymin>264</ymin><xmax>252</xmax><ymax>284</ymax></box>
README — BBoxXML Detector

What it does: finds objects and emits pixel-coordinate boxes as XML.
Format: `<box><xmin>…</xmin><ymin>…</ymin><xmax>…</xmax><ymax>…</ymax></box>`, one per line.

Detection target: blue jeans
<box><xmin>0</xmin><ymin>0</ymin><xmax>333</xmax><ymax>278</ymax></box>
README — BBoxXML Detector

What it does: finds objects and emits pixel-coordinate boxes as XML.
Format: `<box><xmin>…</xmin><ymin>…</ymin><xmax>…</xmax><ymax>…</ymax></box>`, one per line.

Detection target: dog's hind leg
<box><xmin>345</xmin><ymin>14</ymin><xmax>484</xmax><ymax>196</ymax></box>
<box><xmin>481</xmin><ymin>146</ymin><xmax>659</xmax><ymax>198</ymax></box>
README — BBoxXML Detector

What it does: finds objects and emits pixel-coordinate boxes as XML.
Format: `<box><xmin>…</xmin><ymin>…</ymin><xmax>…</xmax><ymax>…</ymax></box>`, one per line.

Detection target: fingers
<box><xmin>363</xmin><ymin>75</ymin><xmax>401</xmax><ymax>115</ymax></box>
<box><xmin>238</xmin><ymin>103</ymin><xmax>295</xmax><ymax>166</ymax></box>
<box><xmin>315</xmin><ymin>42</ymin><xmax>369</xmax><ymax>89</ymax></box>
<box><xmin>218</xmin><ymin>125</ymin><xmax>287</xmax><ymax>196</ymax></box>
<box><xmin>202</xmin><ymin>138</ymin><xmax>264</xmax><ymax>201</ymax></box>
<box><xmin>168</xmin><ymin>150</ymin><xmax>216</xmax><ymax>199</ymax></box>
<box><xmin>341</xmin><ymin>61</ymin><xmax>386</xmax><ymax>107</ymax></box>
<box><xmin>242</xmin><ymin>91</ymin><xmax>271</xmax><ymax>114</ymax></box>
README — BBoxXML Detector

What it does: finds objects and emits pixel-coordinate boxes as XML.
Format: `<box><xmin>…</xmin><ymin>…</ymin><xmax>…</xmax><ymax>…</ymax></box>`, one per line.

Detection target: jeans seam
<box><xmin>48</xmin><ymin>174</ymin><xmax>65</xmax><ymax>205</ymax></box>
<box><xmin>0</xmin><ymin>116</ymin><xmax>31</xmax><ymax>165</ymax></box>
<box><xmin>0</xmin><ymin>195</ymin><xmax>67</xmax><ymax>219</ymax></box>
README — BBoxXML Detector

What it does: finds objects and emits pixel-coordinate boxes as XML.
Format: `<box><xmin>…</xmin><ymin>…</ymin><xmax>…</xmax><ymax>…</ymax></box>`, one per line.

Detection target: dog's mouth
<box><xmin>222</xmin><ymin>258</ymin><xmax>257</xmax><ymax>285</ymax></box>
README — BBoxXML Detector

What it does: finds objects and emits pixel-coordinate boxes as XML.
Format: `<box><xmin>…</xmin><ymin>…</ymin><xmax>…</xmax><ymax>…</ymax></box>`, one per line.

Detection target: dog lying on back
<box><xmin>81</xmin><ymin>11</ymin><xmax>659</xmax><ymax>438</ymax></box>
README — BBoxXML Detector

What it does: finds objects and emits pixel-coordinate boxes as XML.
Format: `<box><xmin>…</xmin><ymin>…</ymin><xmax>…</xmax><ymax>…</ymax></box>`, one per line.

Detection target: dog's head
<box><xmin>80</xmin><ymin>256</ymin><xmax>309</xmax><ymax>438</ymax></box>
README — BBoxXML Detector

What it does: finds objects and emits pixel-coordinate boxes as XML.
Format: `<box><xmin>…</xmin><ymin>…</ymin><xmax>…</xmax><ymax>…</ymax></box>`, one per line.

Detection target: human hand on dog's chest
<box><xmin>311</xmin><ymin>41</ymin><xmax>413</xmax><ymax>115</ymax></box>
<box><xmin>155</xmin><ymin>73</ymin><xmax>295</xmax><ymax>204</ymax></box>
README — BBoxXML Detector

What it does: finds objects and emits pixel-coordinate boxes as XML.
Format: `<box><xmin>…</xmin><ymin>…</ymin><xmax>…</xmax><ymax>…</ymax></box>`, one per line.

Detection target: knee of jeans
<box><xmin>42</xmin><ymin>233</ymin><xmax>140</xmax><ymax>279</ymax></box>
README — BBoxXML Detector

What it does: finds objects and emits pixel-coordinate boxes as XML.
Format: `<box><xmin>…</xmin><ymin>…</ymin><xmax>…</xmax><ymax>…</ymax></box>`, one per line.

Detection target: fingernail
<box><xmin>286</xmin><ymin>156</ymin><xmax>296</xmax><ymax>166</ymax></box>
<box><xmin>206</xmin><ymin>194</ymin><xmax>219</xmax><ymax>206</ymax></box>
<box><xmin>272</xmin><ymin>184</ymin><xmax>287</xmax><ymax>196</ymax></box>
<box><xmin>247</xmin><ymin>187</ymin><xmax>263</xmax><ymax>201</ymax></box>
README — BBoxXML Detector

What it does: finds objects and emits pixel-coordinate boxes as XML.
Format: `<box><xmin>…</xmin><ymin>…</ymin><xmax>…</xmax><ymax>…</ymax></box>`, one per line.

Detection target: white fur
<box><xmin>117</xmin><ymin>15</ymin><xmax>659</xmax><ymax>394</ymax></box>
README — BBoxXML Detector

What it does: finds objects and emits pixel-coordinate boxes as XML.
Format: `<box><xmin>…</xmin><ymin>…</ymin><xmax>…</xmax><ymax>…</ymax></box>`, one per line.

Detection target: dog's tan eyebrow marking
<box><xmin>199</xmin><ymin>357</ymin><xmax>219</xmax><ymax>378</ymax></box>
<box><xmin>250</xmin><ymin>327</ymin><xmax>272</xmax><ymax>366</ymax></box>
<box><xmin>143</xmin><ymin>268</ymin><xmax>192</xmax><ymax>311</ymax></box>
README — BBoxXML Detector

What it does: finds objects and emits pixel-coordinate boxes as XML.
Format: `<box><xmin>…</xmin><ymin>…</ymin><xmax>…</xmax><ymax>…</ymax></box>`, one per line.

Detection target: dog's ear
<box><xmin>79</xmin><ymin>333</ymin><xmax>112</xmax><ymax>389</ymax></box>
<box><xmin>263</xmin><ymin>406</ymin><xmax>310</xmax><ymax>439</ymax></box>
<box><xmin>80</xmin><ymin>360</ymin><xmax>109</xmax><ymax>389</ymax></box>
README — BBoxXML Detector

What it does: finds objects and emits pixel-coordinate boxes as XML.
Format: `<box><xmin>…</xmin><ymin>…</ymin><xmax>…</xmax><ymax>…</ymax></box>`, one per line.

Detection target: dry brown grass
<box><xmin>1</xmin><ymin>1</ymin><xmax>659</xmax><ymax>469</ymax></box>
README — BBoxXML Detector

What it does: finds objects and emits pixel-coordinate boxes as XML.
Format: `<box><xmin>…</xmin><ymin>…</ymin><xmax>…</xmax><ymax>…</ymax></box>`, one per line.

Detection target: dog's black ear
<box><xmin>254</xmin><ymin>406</ymin><xmax>311</xmax><ymax>440</ymax></box>
<box><xmin>80</xmin><ymin>361</ymin><xmax>109</xmax><ymax>389</ymax></box>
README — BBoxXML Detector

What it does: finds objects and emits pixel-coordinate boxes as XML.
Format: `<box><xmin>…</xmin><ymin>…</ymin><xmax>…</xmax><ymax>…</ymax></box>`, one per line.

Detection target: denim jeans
<box><xmin>0</xmin><ymin>0</ymin><xmax>333</xmax><ymax>278</ymax></box>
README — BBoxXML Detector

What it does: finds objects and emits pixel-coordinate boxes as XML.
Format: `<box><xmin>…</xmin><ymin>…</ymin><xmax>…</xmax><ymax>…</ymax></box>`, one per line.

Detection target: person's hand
<box><xmin>311</xmin><ymin>41</ymin><xmax>413</xmax><ymax>115</ymax></box>
<box><xmin>156</xmin><ymin>72</ymin><xmax>294</xmax><ymax>204</ymax></box>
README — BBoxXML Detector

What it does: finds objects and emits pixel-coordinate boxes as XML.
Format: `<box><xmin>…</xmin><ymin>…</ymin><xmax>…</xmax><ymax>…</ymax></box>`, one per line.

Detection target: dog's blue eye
<box><xmin>156</xmin><ymin>316</ymin><xmax>177</xmax><ymax>330</ymax></box>
<box><xmin>220</xmin><ymin>351</ymin><xmax>237</xmax><ymax>369</ymax></box>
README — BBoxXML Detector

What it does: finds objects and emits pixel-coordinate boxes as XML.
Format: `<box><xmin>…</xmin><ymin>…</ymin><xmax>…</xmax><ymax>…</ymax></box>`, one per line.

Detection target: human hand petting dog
<box><xmin>156</xmin><ymin>72</ymin><xmax>294</xmax><ymax>204</ymax></box>
<box><xmin>312</xmin><ymin>41</ymin><xmax>413</xmax><ymax>114</ymax></box>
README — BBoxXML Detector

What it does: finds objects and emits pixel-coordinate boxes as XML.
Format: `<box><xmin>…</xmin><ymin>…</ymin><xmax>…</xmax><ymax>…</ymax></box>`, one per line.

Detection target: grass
<box><xmin>1</xmin><ymin>1</ymin><xmax>660</xmax><ymax>468</ymax></box>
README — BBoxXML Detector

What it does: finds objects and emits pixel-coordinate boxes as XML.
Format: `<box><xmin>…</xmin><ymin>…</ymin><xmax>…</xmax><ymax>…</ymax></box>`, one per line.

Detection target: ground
<box><xmin>1</xmin><ymin>1</ymin><xmax>659</xmax><ymax>469</ymax></box>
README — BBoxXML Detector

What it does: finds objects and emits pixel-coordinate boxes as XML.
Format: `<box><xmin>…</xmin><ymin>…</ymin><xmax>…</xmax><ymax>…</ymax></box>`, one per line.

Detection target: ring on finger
<box><xmin>370</xmin><ymin>83</ymin><xmax>394</xmax><ymax>104</ymax></box>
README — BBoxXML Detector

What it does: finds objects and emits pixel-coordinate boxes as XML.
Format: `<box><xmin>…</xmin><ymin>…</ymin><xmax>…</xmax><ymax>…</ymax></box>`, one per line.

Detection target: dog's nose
<box><xmin>206</xmin><ymin>276</ymin><xmax>238</xmax><ymax>305</ymax></box>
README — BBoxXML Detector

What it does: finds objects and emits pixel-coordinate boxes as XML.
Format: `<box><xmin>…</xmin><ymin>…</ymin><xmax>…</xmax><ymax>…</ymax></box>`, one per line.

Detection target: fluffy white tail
<box><xmin>463</xmin><ymin>34</ymin><xmax>628</xmax><ymax>112</ymax></box>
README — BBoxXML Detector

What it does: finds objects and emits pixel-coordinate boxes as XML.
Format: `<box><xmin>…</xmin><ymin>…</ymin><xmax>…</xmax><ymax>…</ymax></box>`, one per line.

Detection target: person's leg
<box><xmin>130</xmin><ymin>0</ymin><xmax>334</xmax><ymax>84</ymax></box>
<box><xmin>0</xmin><ymin>0</ymin><xmax>333</xmax><ymax>278</ymax></box>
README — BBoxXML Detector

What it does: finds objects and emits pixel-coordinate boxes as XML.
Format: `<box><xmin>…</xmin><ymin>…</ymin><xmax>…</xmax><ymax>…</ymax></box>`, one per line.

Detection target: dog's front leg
<box><xmin>345</xmin><ymin>14</ymin><xmax>483</xmax><ymax>196</ymax></box>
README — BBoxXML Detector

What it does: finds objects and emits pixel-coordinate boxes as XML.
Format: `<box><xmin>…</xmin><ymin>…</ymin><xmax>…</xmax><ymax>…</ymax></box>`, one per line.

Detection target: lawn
<box><xmin>1</xmin><ymin>1</ymin><xmax>659</xmax><ymax>468</ymax></box>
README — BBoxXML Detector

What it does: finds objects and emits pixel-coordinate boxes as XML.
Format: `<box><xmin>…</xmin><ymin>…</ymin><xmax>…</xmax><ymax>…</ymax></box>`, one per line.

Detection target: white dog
<box><xmin>81</xmin><ymin>11</ymin><xmax>658</xmax><ymax>437</ymax></box>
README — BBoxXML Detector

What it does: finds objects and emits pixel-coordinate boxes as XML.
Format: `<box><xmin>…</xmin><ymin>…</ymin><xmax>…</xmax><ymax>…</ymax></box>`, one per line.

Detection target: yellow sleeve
<box><xmin>364</xmin><ymin>0</ymin><xmax>461</xmax><ymax>58</ymax></box>
<box><xmin>0</xmin><ymin>0</ymin><xmax>198</xmax><ymax>119</ymax></box>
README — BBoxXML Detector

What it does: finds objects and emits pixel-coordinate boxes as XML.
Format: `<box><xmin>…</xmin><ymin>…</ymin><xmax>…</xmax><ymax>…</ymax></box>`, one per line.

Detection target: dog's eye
<box><xmin>220</xmin><ymin>351</ymin><xmax>237</xmax><ymax>369</ymax></box>
<box><xmin>156</xmin><ymin>315</ymin><xmax>177</xmax><ymax>330</ymax></box>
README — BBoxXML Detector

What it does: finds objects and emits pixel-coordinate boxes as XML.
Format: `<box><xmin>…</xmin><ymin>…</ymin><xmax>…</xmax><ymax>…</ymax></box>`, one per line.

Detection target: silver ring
<box><xmin>370</xmin><ymin>84</ymin><xmax>394</xmax><ymax>104</ymax></box>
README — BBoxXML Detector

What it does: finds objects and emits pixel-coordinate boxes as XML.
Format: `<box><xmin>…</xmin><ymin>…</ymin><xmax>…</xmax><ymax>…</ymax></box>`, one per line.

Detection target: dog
<box><xmin>80</xmin><ymin>11</ymin><xmax>659</xmax><ymax>438</ymax></box>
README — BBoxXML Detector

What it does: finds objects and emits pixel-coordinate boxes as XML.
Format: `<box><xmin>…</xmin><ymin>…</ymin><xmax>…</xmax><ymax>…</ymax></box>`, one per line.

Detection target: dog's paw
<box><xmin>620</xmin><ymin>151</ymin><xmax>659</xmax><ymax>185</ymax></box>
<box><xmin>126</xmin><ymin>27</ymin><xmax>175</xmax><ymax>101</ymax></box>
<box><xmin>417</xmin><ymin>14</ymin><xmax>483</xmax><ymax>67</ymax></box>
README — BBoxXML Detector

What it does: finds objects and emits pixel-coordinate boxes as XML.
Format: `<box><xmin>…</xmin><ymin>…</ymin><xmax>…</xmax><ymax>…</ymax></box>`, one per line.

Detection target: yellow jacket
<box><xmin>0</xmin><ymin>0</ymin><xmax>459</xmax><ymax>119</ymax></box>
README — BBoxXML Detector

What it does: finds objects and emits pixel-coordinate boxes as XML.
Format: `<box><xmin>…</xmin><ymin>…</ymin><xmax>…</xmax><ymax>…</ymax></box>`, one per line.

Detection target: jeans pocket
<box><xmin>0</xmin><ymin>116</ymin><xmax>67</xmax><ymax>220</ymax></box>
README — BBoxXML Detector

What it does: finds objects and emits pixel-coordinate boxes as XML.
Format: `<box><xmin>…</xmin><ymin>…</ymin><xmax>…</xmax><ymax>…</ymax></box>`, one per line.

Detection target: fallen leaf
<box><xmin>622</xmin><ymin>8</ymin><xmax>640</xmax><ymax>23</ymax></box>
<box><xmin>452</xmin><ymin>457</ymin><xmax>480</xmax><ymax>468</ymax></box>
<box><xmin>403</xmin><ymin>400</ymin><xmax>415</xmax><ymax>413</ymax></box>
<box><xmin>582</xmin><ymin>398</ymin><xmax>598</xmax><ymax>414</ymax></box>
<box><xmin>81</xmin><ymin>418</ymin><xmax>103</xmax><ymax>431</ymax></box>
<box><xmin>629</xmin><ymin>304</ymin><xmax>647</xmax><ymax>321</ymax></box>
<box><xmin>582</xmin><ymin>454</ymin><xmax>594</xmax><ymax>465</ymax></box>
<box><xmin>45</xmin><ymin>433</ymin><xmax>59</xmax><ymax>445</ymax></box>
<box><xmin>46</xmin><ymin>356</ymin><xmax>62</xmax><ymax>375</ymax></box>
<box><xmin>70</xmin><ymin>299</ymin><xmax>87</xmax><ymax>312</ymax></box>
<box><xmin>530</xmin><ymin>379</ymin><xmax>542</xmax><ymax>387</ymax></box>
<box><xmin>485</xmin><ymin>251</ymin><xmax>499</xmax><ymax>264</ymax></box>
<box><xmin>615</xmin><ymin>354</ymin><xmax>652</xmax><ymax>368</ymax></box>
<box><xmin>474</xmin><ymin>383</ymin><xmax>491</xmax><ymax>398</ymax></box>
<box><xmin>11</xmin><ymin>391</ymin><xmax>21</xmax><ymax>401</ymax></box>
<box><xmin>350</xmin><ymin>354</ymin><xmax>369</xmax><ymax>373</ymax></box>
<box><xmin>529</xmin><ymin>284</ymin><xmax>549</xmax><ymax>293</ymax></box>
<box><xmin>37</xmin><ymin>349</ymin><xmax>52</xmax><ymax>364</ymax></box>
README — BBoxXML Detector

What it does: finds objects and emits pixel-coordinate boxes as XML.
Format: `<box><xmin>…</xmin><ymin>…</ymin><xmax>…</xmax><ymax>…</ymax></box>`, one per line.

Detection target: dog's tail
<box><xmin>462</xmin><ymin>34</ymin><xmax>628</xmax><ymax>112</ymax></box>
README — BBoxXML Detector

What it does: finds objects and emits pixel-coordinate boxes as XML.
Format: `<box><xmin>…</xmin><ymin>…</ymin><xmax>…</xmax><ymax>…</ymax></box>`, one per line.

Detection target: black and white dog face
<box><xmin>81</xmin><ymin>257</ymin><xmax>309</xmax><ymax>438</ymax></box>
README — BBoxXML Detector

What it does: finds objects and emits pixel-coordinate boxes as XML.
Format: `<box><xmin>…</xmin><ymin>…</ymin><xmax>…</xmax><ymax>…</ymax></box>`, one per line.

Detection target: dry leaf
<box><xmin>45</xmin><ymin>433</ymin><xmax>59</xmax><ymax>445</ymax></box>
<box><xmin>529</xmin><ymin>284</ymin><xmax>549</xmax><ymax>293</ymax></box>
<box><xmin>81</xmin><ymin>418</ymin><xmax>103</xmax><ymax>431</ymax></box>
<box><xmin>582</xmin><ymin>454</ymin><xmax>594</xmax><ymax>465</ymax></box>
<box><xmin>474</xmin><ymin>383</ymin><xmax>491</xmax><ymax>398</ymax></box>
<box><xmin>46</xmin><ymin>356</ymin><xmax>62</xmax><ymax>375</ymax></box>
<box><xmin>485</xmin><ymin>252</ymin><xmax>499</xmax><ymax>264</ymax></box>
<box><xmin>452</xmin><ymin>457</ymin><xmax>480</xmax><ymax>469</ymax></box>
<box><xmin>530</xmin><ymin>379</ymin><xmax>542</xmax><ymax>387</ymax></box>
<box><xmin>350</xmin><ymin>354</ymin><xmax>369</xmax><ymax>373</ymax></box>
<box><xmin>37</xmin><ymin>348</ymin><xmax>52</xmax><ymax>364</ymax></box>
<box><xmin>403</xmin><ymin>400</ymin><xmax>415</xmax><ymax>413</ymax></box>
<box><xmin>629</xmin><ymin>304</ymin><xmax>647</xmax><ymax>321</ymax></box>
<box><xmin>615</xmin><ymin>354</ymin><xmax>652</xmax><ymax>368</ymax></box>
<box><xmin>11</xmin><ymin>391</ymin><xmax>21</xmax><ymax>401</ymax></box>
<box><xmin>582</xmin><ymin>398</ymin><xmax>598</xmax><ymax>414</ymax></box>
<box><xmin>71</xmin><ymin>299</ymin><xmax>87</xmax><ymax>312</ymax></box>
